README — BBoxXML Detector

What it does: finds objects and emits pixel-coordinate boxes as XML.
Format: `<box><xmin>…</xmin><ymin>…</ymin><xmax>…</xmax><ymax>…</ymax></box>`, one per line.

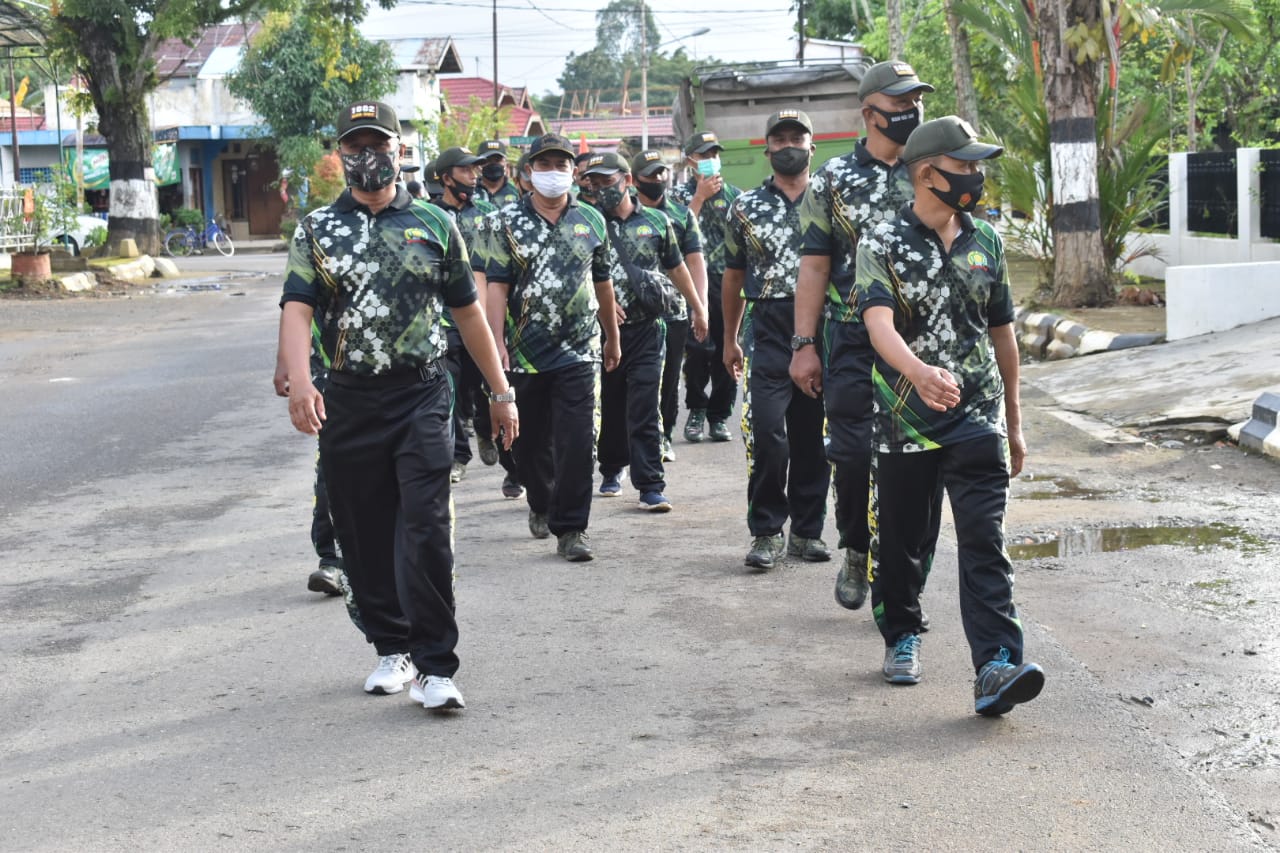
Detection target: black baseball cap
<box><xmin>581</xmin><ymin>152</ymin><xmax>630</xmax><ymax>176</ymax></box>
<box><xmin>765</xmin><ymin>109</ymin><xmax>813</xmax><ymax>136</ymax></box>
<box><xmin>684</xmin><ymin>131</ymin><xmax>722</xmax><ymax>156</ymax></box>
<box><xmin>857</xmin><ymin>60</ymin><xmax>936</xmax><ymax>100</ymax></box>
<box><xmin>435</xmin><ymin>146</ymin><xmax>484</xmax><ymax>173</ymax></box>
<box><xmin>630</xmin><ymin>149</ymin><xmax>666</xmax><ymax>178</ymax></box>
<box><xmin>527</xmin><ymin>133</ymin><xmax>576</xmax><ymax>163</ymax></box>
<box><xmin>903</xmin><ymin>116</ymin><xmax>1003</xmax><ymax>164</ymax></box>
<box><xmin>338</xmin><ymin>101</ymin><xmax>399</xmax><ymax>140</ymax></box>
<box><xmin>478</xmin><ymin>139</ymin><xmax>507</xmax><ymax>159</ymax></box>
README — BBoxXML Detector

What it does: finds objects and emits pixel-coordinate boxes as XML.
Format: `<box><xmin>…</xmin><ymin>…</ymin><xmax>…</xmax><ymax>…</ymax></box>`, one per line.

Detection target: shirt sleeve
<box><xmin>592</xmin><ymin>231</ymin><xmax>612</xmax><ymax>283</ymax></box>
<box><xmin>442</xmin><ymin>217</ymin><xmax>479</xmax><ymax>309</ymax></box>
<box><xmin>659</xmin><ymin>216</ymin><xmax>683</xmax><ymax>271</ymax></box>
<box><xmin>799</xmin><ymin>169</ymin><xmax>836</xmax><ymax>257</ymax></box>
<box><xmin>484</xmin><ymin>209</ymin><xmax>514</xmax><ymax>285</ymax></box>
<box><xmin>723</xmin><ymin>197</ymin><xmax>747</xmax><ymax>271</ymax></box>
<box><xmin>986</xmin><ymin>230</ymin><xmax>1015</xmax><ymax>327</ymax></box>
<box><xmin>853</xmin><ymin>227</ymin><xmax>898</xmax><ymax>318</ymax></box>
<box><xmin>280</xmin><ymin>219</ymin><xmax>320</xmax><ymax>308</ymax></box>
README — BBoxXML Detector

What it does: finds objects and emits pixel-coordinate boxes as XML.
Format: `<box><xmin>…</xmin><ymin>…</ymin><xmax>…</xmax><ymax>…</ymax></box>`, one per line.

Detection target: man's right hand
<box><xmin>692</xmin><ymin>173</ymin><xmax>722</xmax><ymax>206</ymax></box>
<box><xmin>790</xmin><ymin>347</ymin><xmax>823</xmax><ymax>398</ymax></box>
<box><xmin>288</xmin><ymin>379</ymin><xmax>326</xmax><ymax>436</ymax></box>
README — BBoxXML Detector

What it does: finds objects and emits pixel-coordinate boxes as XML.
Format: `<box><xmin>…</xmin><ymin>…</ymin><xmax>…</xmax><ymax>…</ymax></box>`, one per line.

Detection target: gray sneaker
<box><xmin>557</xmin><ymin>531</ymin><xmax>593</xmax><ymax>562</ymax></box>
<box><xmin>883</xmin><ymin>634</ymin><xmax>922</xmax><ymax>684</ymax></box>
<box><xmin>744</xmin><ymin>533</ymin><xmax>785</xmax><ymax>571</ymax></box>
<box><xmin>449</xmin><ymin>461</ymin><xmax>467</xmax><ymax>483</ymax></box>
<box><xmin>307</xmin><ymin>562</ymin><xmax>344</xmax><ymax>596</ymax></box>
<box><xmin>786</xmin><ymin>533</ymin><xmax>831</xmax><ymax>562</ymax></box>
<box><xmin>834</xmin><ymin>549</ymin><xmax>869</xmax><ymax>610</ymax></box>
<box><xmin>528</xmin><ymin>510</ymin><xmax>550</xmax><ymax>540</ymax></box>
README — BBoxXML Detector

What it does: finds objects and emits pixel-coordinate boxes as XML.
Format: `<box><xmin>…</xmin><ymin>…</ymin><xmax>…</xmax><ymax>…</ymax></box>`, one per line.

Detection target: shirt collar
<box><xmin>854</xmin><ymin>139</ymin><xmax>897</xmax><ymax>171</ymax></box>
<box><xmin>902</xmin><ymin>202</ymin><xmax>976</xmax><ymax>240</ymax></box>
<box><xmin>332</xmin><ymin>185</ymin><xmax>413</xmax><ymax>214</ymax></box>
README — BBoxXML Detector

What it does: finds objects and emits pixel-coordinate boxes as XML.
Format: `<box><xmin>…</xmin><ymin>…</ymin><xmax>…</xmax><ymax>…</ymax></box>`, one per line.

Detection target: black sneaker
<box><xmin>501</xmin><ymin>474</ymin><xmax>523</xmax><ymax>499</ymax></box>
<box><xmin>528</xmin><ymin>510</ymin><xmax>550</xmax><ymax>540</ymax></box>
<box><xmin>684</xmin><ymin>409</ymin><xmax>706</xmax><ymax>443</ymax></box>
<box><xmin>834</xmin><ymin>549</ymin><xmax>869</xmax><ymax>610</ymax></box>
<box><xmin>883</xmin><ymin>634</ymin><xmax>922</xmax><ymax>684</ymax></box>
<box><xmin>709</xmin><ymin>419</ymin><xmax>733</xmax><ymax>441</ymax></box>
<box><xmin>557</xmin><ymin>531</ymin><xmax>594</xmax><ymax>562</ymax></box>
<box><xmin>744</xmin><ymin>534</ymin><xmax>784</xmax><ymax>571</ymax></box>
<box><xmin>307</xmin><ymin>562</ymin><xmax>343</xmax><ymax>596</ymax></box>
<box><xmin>974</xmin><ymin>650</ymin><xmax>1044</xmax><ymax>716</ymax></box>
<box><xmin>786</xmin><ymin>533</ymin><xmax>831</xmax><ymax>562</ymax></box>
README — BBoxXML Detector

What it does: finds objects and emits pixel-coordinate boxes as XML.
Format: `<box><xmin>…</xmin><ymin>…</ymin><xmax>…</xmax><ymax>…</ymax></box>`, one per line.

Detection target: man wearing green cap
<box><xmin>277</xmin><ymin>100</ymin><xmax>519</xmax><ymax>712</ymax></box>
<box><xmin>857</xmin><ymin>115</ymin><xmax>1044</xmax><ymax>716</ymax></box>
<box><xmin>672</xmin><ymin>130</ymin><xmax>742</xmax><ymax>443</ymax></box>
<box><xmin>721</xmin><ymin>109</ymin><xmax>831</xmax><ymax>571</ymax></box>
<box><xmin>791</xmin><ymin>59</ymin><xmax>936</xmax><ymax>613</ymax></box>
<box><xmin>582</xmin><ymin>151</ymin><xmax>707</xmax><ymax>512</ymax></box>
<box><xmin>485</xmin><ymin>134</ymin><xmax>621</xmax><ymax>562</ymax></box>
<box><xmin>477</xmin><ymin>139</ymin><xmax>520</xmax><ymax>208</ymax></box>
<box><xmin>630</xmin><ymin>149</ymin><xmax>708</xmax><ymax>462</ymax></box>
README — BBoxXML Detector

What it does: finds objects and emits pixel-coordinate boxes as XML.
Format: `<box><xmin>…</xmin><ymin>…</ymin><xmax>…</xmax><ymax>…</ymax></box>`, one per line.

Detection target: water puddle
<box><xmin>1018</xmin><ymin>475</ymin><xmax>1114</xmax><ymax>500</ymax></box>
<box><xmin>1008</xmin><ymin>522</ymin><xmax>1267</xmax><ymax>560</ymax></box>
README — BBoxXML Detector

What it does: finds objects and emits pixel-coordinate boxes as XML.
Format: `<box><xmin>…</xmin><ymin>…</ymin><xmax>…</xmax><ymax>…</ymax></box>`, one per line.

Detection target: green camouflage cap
<box><xmin>581</xmin><ymin>151</ymin><xmax>631</xmax><ymax>176</ymax></box>
<box><xmin>857</xmin><ymin>60</ymin><xmax>936</xmax><ymax>100</ymax></box>
<box><xmin>903</xmin><ymin>116</ymin><xmax>1003</xmax><ymax>164</ymax></box>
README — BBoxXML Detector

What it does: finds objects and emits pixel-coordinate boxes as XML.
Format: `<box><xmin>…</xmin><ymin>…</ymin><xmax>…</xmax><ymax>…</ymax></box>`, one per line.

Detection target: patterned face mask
<box><xmin>341</xmin><ymin>147</ymin><xmax>399</xmax><ymax>192</ymax></box>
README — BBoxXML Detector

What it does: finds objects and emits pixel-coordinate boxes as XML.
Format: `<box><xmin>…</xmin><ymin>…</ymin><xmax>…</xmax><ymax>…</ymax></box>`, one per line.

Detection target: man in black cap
<box><xmin>485</xmin><ymin>133</ymin><xmax>621</xmax><ymax>561</ymax></box>
<box><xmin>791</xmin><ymin>59</ymin><xmax>936</xmax><ymax>614</ymax></box>
<box><xmin>722</xmin><ymin>109</ymin><xmax>831</xmax><ymax>571</ymax></box>
<box><xmin>857</xmin><ymin>115</ymin><xmax>1044</xmax><ymax>716</ymax></box>
<box><xmin>630</xmin><ymin>149</ymin><xmax>707</xmax><ymax>463</ymax></box>
<box><xmin>672</xmin><ymin>130</ymin><xmax>741</xmax><ymax>444</ymax></box>
<box><xmin>277</xmin><ymin>100</ymin><xmax>519</xmax><ymax>712</ymax></box>
<box><xmin>477</xmin><ymin>139</ymin><xmax>520</xmax><ymax>208</ymax></box>
<box><xmin>430</xmin><ymin>146</ymin><xmax>522</xmax><ymax>498</ymax></box>
<box><xmin>582</xmin><ymin>151</ymin><xmax>707</xmax><ymax>512</ymax></box>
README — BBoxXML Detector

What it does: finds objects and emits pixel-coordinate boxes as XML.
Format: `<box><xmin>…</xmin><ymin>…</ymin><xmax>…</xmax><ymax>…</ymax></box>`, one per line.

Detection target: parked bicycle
<box><xmin>163</xmin><ymin>217</ymin><xmax>234</xmax><ymax>257</ymax></box>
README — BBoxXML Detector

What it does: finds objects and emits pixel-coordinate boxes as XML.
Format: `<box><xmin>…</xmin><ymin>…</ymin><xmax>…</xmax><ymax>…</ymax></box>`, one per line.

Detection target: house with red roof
<box><xmin>439</xmin><ymin>77</ymin><xmax>546</xmax><ymax>144</ymax></box>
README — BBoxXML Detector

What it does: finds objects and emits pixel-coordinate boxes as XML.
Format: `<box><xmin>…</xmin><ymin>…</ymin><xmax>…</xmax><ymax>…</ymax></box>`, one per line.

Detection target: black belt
<box><xmin>328</xmin><ymin>362</ymin><xmax>444</xmax><ymax>389</ymax></box>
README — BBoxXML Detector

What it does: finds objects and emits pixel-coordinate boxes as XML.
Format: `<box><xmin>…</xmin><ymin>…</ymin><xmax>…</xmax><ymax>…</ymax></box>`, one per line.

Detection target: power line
<box><xmin>396</xmin><ymin>0</ymin><xmax>787</xmax><ymax>12</ymax></box>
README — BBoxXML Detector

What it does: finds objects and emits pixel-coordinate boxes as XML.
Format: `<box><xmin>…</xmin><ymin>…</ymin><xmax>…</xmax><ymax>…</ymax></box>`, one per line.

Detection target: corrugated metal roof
<box><xmin>0</xmin><ymin>1</ymin><xmax>43</xmax><ymax>49</ymax></box>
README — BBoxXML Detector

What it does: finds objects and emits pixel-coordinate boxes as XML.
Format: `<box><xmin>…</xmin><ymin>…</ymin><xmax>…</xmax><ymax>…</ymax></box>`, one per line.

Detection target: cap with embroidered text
<box><xmin>857</xmin><ymin>61</ymin><xmax>936</xmax><ymax>100</ymax></box>
<box><xmin>338</xmin><ymin>101</ymin><xmax>399</xmax><ymax>140</ymax></box>
<box><xmin>684</xmin><ymin>131</ymin><xmax>722</xmax><ymax>156</ymax></box>
<box><xmin>582</xmin><ymin>152</ymin><xmax>631</xmax><ymax>177</ymax></box>
<box><xmin>630</xmin><ymin>149</ymin><xmax>666</xmax><ymax>177</ymax></box>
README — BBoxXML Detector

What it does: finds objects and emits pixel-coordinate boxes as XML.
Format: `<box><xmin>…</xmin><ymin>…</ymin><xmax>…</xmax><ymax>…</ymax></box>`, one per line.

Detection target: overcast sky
<box><xmin>360</xmin><ymin>1</ymin><xmax>802</xmax><ymax>96</ymax></box>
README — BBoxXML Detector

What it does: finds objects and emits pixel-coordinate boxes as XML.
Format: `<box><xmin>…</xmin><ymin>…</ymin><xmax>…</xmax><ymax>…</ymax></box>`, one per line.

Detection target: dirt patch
<box><xmin>0</xmin><ymin>270</ymin><xmax>154</xmax><ymax>300</ymax></box>
<box><xmin>1009</xmin><ymin>255</ymin><xmax>1166</xmax><ymax>336</ymax></box>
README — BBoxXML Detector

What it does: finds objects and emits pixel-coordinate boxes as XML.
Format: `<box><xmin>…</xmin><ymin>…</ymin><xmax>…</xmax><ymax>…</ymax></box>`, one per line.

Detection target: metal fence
<box><xmin>0</xmin><ymin>187</ymin><xmax>35</xmax><ymax>252</ymax></box>
<box><xmin>1259</xmin><ymin>150</ymin><xmax>1280</xmax><ymax>239</ymax></box>
<box><xmin>1184</xmin><ymin>151</ymin><xmax>1237</xmax><ymax>236</ymax></box>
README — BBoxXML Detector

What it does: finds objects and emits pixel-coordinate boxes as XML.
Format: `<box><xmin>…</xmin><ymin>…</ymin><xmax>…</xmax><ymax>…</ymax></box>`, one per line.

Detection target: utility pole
<box><xmin>798</xmin><ymin>0</ymin><xmax>805</xmax><ymax>66</ymax></box>
<box><xmin>492</xmin><ymin>0</ymin><xmax>498</xmax><ymax>106</ymax></box>
<box><xmin>640</xmin><ymin>0</ymin><xmax>648</xmax><ymax>149</ymax></box>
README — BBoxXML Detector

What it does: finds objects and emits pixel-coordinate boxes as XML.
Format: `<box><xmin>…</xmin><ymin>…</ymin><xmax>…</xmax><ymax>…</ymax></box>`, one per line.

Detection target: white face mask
<box><xmin>529</xmin><ymin>169</ymin><xmax>574</xmax><ymax>199</ymax></box>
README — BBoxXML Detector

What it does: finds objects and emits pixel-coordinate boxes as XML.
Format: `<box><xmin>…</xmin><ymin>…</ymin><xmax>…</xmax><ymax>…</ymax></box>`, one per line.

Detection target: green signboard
<box><xmin>63</xmin><ymin>144</ymin><xmax>180</xmax><ymax>189</ymax></box>
<box><xmin>507</xmin><ymin>136</ymin><xmax>536</xmax><ymax>145</ymax></box>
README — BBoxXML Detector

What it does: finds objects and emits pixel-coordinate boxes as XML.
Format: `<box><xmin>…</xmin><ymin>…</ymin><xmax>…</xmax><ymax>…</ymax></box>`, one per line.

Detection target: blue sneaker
<box><xmin>975</xmin><ymin>649</ymin><xmax>1045</xmax><ymax>716</ymax></box>
<box><xmin>882</xmin><ymin>634</ymin><xmax>922</xmax><ymax>684</ymax></box>
<box><xmin>638</xmin><ymin>491</ymin><xmax>672</xmax><ymax>512</ymax></box>
<box><xmin>599</xmin><ymin>474</ymin><xmax>622</xmax><ymax>496</ymax></box>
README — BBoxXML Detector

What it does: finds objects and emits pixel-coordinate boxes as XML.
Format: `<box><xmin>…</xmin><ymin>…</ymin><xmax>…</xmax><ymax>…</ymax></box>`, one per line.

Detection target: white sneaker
<box><xmin>409</xmin><ymin>673</ymin><xmax>466</xmax><ymax>710</ymax></box>
<box><xmin>364</xmin><ymin>653</ymin><xmax>416</xmax><ymax>695</ymax></box>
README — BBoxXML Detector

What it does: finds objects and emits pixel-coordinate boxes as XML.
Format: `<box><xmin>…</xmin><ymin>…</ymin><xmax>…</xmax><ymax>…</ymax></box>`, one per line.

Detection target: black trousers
<box><xmin>684</xmin><ymin>274</ymin><xmax>738</xmax><ymax>422</ymax></box>
<box><xmin>871</xmin><ymin>434</ymin><xmax>1024</xmax><ymax>672</ymax></box>
<box><xmin>444</xmin><ymin>330</ymin><xmax>472</xmax><ymax>465</ymax></box>
<box><xmin>822</xmin><ymin>319</ymin><xmax>875</xmax><ymax>554</ymax></box>
<box><xmin>599</xmin><ymin>319</ymin><xmax>666</xmax><ymax>493</ymax></box>
<box><xmin>659</xmin><ymin>317</ymin><xmax>689</xmax><ymax>441</ymax></box>
<box><xmin>320</xmin><ymin>368</ymin><xmax>459</xmax><ymax>677</ymax></box>
<box><xmin>465</xmin><ymin>348</ymin><xmax>520</xmax><ymax>481</ymax></box>
<box><xmin>509</xmin><ymin>361</ymin><xmax>597</xmax><ymax>536</ymax></box>
<box><xmin>741</xmin><ymin>299</ymin><xmax>829</xmax><ymax>538</ymax></box>
<box><xmin>311</xmin><ymin>445</ymin><xmax>339</xmax><ymax>563</ymax></box>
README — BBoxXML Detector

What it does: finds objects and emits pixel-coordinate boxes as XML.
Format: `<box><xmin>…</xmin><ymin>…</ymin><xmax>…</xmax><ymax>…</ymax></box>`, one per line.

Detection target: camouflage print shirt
<box><xmin>432</xmin><ymin>196</ymin><xmax>497</xmax><ymax>273</ymax></box>
<box><xmin>671</xmin><ymin>177</ymin><xmax>741</xmax><ymax>281</ymax></box>
<box><xmin>605</xmin><ymin>194</ymin><xmax>683</xmax><ymax>322</ymax></box>
<box><xmin>485</xmin><ymin>194</ymin><xmax>611</xmax><ymax>373</ymax></box>
<box><xmin>800</xmin><ymin>140</ymin><xmax>913</xmax><ymax>322</ymax></box>
<box><xmin>855</xmin><ymin>204</ymin><xmax>1015</xmax><ymax>453</ymax></box>
<box><xmin>724</xmin><ymin>177</ymin><xmax>806</xmax><ymax>300</ymax></box>
<box><xmin>479</xmin><ymin>180</ymin><xmax>521</xmax><ymax>210</ymax></box>
<box><xmin>653</xmin><ymin>196</ymin><xmax>703</xmax><ymax>321</ymax></box>
<box><xmin>281</xmin><ymin>187</ymin><xmax>476</xmax><ymax>376</ymax></box>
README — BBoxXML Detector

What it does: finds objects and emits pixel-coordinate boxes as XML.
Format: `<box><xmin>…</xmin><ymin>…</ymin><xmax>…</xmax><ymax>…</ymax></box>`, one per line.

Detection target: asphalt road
<box><xmin>1</xmin><ymin>274</ymin><xmax>1276</xmax><ymax>851</ymax></box>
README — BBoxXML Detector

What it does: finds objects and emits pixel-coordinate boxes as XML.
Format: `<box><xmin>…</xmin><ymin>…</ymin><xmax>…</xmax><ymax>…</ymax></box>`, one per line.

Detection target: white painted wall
<box><xmin>1166</xmin><ymin>261</ymin><xmax>1280</xmax><ymax>340</ymax></box>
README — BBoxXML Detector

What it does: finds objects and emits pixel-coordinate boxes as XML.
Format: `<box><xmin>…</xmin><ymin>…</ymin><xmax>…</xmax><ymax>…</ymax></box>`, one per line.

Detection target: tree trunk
<box><xmin>73</xmin><ymin>23</ymin><xmax>161</xmax><ymax>256</ymax></box>
<box><xmin>887</xmin><ymin>0</ymin><xmax>905</xmax><ymax>60</ymax></box>
<box><xmin>1039</xmin><ymin>0</ymin><xmax>1112</xmax><ymax>308</ymax></box>
<box><xmin>944</xmin><ymin>0</ymin><xmax>979</xmax><ymax>128</ymax></box>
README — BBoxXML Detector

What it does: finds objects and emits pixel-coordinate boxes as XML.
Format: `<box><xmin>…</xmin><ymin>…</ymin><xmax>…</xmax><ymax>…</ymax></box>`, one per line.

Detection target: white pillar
<box><xmin>1238</xmin><ymin>147</ymin><xmax>1260</xmax><ymax>261</ymax></box>
<box><xmin>1168</xmin><ymin>152</ymin><xmax>1188</xmax><ymax>268</ymax></box>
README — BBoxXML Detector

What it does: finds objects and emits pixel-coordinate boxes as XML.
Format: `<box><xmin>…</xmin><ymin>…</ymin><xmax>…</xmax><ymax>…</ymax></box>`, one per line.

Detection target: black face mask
<box><xmin>597</xmin><ymin>182</ymin><xmax>628</xmax><ymax>211</ymax></box>
<box><xmin>340</xmin><ymin>147</ymin><xmax>398</xmax><ymax>192</ymax></box>
<box><xmin>482</xmin><ymin>162</ymin><xmax>507</xmax><ymax>182</ymax></box>
<box><xmin>446</xmin><ymin>177</ymin><xmax>478</xmax><ymax>206</ymax></box>
<box><xmin>770</xmin><ymin>146</ymin><xmax>811</xmax><ymax>176</ymax></box>
<box><xmin>635</xmin><ymin>180</ymin><xmax>665</xmax><ymax>202</ymax></box>
<box><xmin>577</xmin><ymin>183</ymin><xmax>598</xmax><ymax>205</ymax></box>
<box><xmin>928</xmin><ymin>166</ymin><xmax>985</xmax><ymax>213</ymax></box>
<box><xmin>868</xmin><ymin>104</ymin><xmax>921</xmax><ymax>145</ymax></box>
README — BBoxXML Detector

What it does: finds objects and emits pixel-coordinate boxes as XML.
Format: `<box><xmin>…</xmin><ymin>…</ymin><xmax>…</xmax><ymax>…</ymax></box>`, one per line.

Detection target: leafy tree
<box><xmin>417</xmin><ymin>97</ymin><xmax>514</xmax><ymax>161</ymax></box>
<box><xmin>44</xmin><ymin>0</ymin><xmax>393</xmax><ymax>255</ymax></box>
<box><xmin>226</xmin><ymin>8</ymin><xmax>397</xmax><ymax>202</ymax></box>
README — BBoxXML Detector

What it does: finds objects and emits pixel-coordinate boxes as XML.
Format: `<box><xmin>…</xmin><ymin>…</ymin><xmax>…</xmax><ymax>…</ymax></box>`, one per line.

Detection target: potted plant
<box><xmin>6</xmin><ymin>183</ymin><xmax>77</xmax><ymax>282</ymax></box>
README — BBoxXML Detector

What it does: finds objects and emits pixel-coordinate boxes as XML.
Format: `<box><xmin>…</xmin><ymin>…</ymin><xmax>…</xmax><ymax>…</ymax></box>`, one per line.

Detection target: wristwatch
<box><xmin>489</xmin><ymin>387</ymin><xmax>517</xmax><ymax>403</ymax></box>
<box><xmin>790</xmin><ymin>335</ymin><xmax>817</xmax><ymax>351</ymax></box>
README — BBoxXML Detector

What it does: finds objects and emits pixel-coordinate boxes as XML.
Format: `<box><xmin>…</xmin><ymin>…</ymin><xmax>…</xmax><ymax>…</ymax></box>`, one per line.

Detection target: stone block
<box><xmin>118</xmin><ymin>238</ymin><xmax>140</xmax><ymax>258</ymax></box>
<box><xmin>152</xmin><ymin>257</ymin><xmax>181</xmax><ymax>279</ymax></box>
<box><xmin>1045</xmin><ymin>339</ymin><xmax>1077</xmax><ymax>360</ymax></box>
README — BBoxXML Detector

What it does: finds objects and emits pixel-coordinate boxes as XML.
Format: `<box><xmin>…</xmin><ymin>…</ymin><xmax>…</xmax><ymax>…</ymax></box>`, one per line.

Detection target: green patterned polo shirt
<box><xmin>671</xmin><ymin>178</ymin><xmax>741</xmax><ymax>280</ymax></box>
<box><xmin>724</xmin><ymin>178</ymin><xmax>806</xmax><ymax>300</ymax></box>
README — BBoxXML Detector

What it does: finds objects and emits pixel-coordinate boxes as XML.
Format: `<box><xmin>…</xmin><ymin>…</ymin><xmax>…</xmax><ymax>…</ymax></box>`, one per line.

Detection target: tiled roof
<box><xmin>155</xmin><ymin>23</ymin><xmax>259</xmax><ymax>79</ymax></box>
<box><xmin>551</xmin><ymin>115</ymin><xmax>675</xmax><ymax>139</ymax></box>
<box><xmin>441</xmin><ymin>77</ymin><xmax>544</xmax><ymax>138</ymax></box>
<box><xmin>384</xmin><ymin>37</ymin><xmax>462</xmax><ymax>73</ymax></box>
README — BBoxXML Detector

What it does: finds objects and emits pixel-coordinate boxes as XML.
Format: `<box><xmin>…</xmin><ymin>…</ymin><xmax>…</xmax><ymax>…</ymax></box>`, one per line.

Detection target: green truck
<box><xmin>672</xmin><ymin>57</ymin><xmax>874</xmax><ymax>189</ymax></box>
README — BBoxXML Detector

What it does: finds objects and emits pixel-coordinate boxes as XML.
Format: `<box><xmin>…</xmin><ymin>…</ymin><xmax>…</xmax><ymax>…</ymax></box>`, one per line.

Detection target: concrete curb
<box><xmin>1230</xmin><ymin>390</ymin><xmax>1280</xmax><ymax>462</ymax></box>
<box><xmin>1013</xmin><ymin>306</ymin><xmax>1165</xmax><ymax>360</ymax></box>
